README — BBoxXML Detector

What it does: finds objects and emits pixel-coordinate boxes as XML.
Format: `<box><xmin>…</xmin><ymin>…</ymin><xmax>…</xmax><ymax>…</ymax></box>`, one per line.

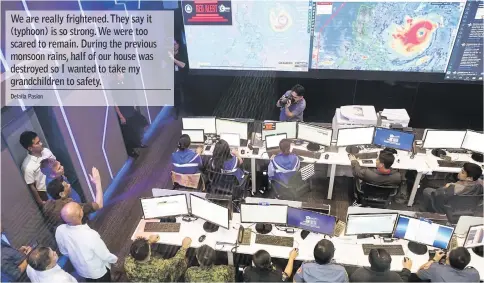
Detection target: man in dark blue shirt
<box><xmin>1</xmin><ymin>239</ymin><xmax>31</xmax><ymax>282</ymax></box>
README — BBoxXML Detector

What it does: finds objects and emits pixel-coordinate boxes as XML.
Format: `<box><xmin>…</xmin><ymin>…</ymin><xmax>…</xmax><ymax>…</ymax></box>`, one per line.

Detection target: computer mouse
<box><xmin>298</xmin><ymin>156</ymin><xmax>304</xmax><ymax>162</ymax></box>
<box><xmin>241</xmin><ymin>149</ymin><xmax>245</xmax><ymax>155</ymax></box>
<box><xmin>325</xmin><ymin>154</ymin><xmax>329</xmax><ymax>160</ymax></box>
<box><xmin>198</xmin><ymin>235</ymin><xmax>206</xmax><ymax>243</ymax></box>
<box><xmin>397</xmin><ymin>159</ymin><xmax>400</xmax><ymax>163</ymax></box>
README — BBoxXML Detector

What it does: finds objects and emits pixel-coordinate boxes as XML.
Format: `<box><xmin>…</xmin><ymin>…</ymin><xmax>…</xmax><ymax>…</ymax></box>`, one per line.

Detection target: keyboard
<box><xmin>437</xmin><ymin>160</ymin><xmax>466</xmax><ymax>168</ymax></box>
<box><xmin>292</xmin><ymin>148</ymin><xmax>322</xmax><ymax>160</ymax></box>
<box><xmin>450</xmin><ymin>235</ymin><xmax>458</xmax><ymax>250</ymax></box>
<box><xmin>255</xmin><ymin>234</ymin><xmax>294</xmax><ymax>247</ymax></box>
<box><xmin>355</xmin><ymin>152</ymin><xmax>379</xmax><ymax>160</ymax></box>
<box><xmin>362</xmin><ymin>244</ymin><xmax>405</xmax><ymax>256</ymax></box>
<box><xmin>144</xmin><ymin>222</ymin><xmax>181</xmax><ymax>233</ymax></box>
<box><xmin>240</xmin><ymin>228</ymin><xmax>252</xmax><ymax>246</ymax></box>
<box><xmin>334</xmin><ymin>220</ymin><xmax>346</xmax><ymax>237</ymax></box>
<box><xmin>447</xmin><ymin>149</ymin><xmax>468</xmax><ymax>154</ymax></box>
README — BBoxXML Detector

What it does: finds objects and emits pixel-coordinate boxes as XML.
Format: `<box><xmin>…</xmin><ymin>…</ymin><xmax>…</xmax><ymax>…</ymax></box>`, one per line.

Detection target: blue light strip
<box><xmin>76</xmin><ymin>0</ymin><xmax>114</xmax><ymax>179</ymax></box>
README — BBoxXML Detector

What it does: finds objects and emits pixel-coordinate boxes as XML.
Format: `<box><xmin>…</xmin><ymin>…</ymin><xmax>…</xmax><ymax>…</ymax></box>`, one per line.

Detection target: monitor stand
<box><xmin>472</xmin><ymin>246</ymin><xmax>483</xmax><ymax>258</ymax></box>
<box><xmin>255</xmin><ymin>224</ymin><xmax>272</xmax><ymax>234</ymax></box>
<box><xmin>203</xmin><ymin>222</ymin><xmax>219</xmax><ymax>233</ymax></box>
<box><xmin>301</xmin><ymin>230</ymin><xmax>310</xmax><ymax>239</ymax></box>
<box><xmin>159</xmin><ymin>217</ymin><xmax>177</xmax><ymax>223</ymax></box>
<box><xmin>325</xmin><ymin>145</ymin><xmax>338</xmax><ymax>153</ymax></box>
<box><xmin>357</xmin><ymin>234</ymin><xmax>376</xmax><ymax>239</ymax></box>
<box><xmin>431</xmin><ymin>149</ymin><xmax>446</xmax><ymax>158</ymax></box>
<box><xmin>346</xmin><ymin>145</ymin><xmax>360</xmax><ymax>155</ymax></box>
<box><xmin>306</xmin><ymin>143</ymin><xmax>320</xmax><ymax>152</ymax></box>
<box><xmin>408</xmin><ymin>241</ymin><xmax>427</xmax><ymax>255</ymax></box>
<box><xmin>471</xmin><ymin>153</ymin><xmax>483</xmax><ymax>163</ymax></box>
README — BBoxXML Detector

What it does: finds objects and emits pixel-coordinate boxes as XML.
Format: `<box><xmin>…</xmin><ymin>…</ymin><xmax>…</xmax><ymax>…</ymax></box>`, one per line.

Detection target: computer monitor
<box><xmin>373</xmin><ymin>128</ymin><xmax>415</xmax><ymax>152</ymax></box>
<box><xmin>461</xmin><ymin>130</ymin><xmax>484</xmax><ymax>154</ymax></box>
<box><xmin>265</xmin><ymin>133</ymin><xmax>287</xmax><ymax>150</ymax></box>
<box><xmin>422</xmin><ymin>130</ymin><xmax>466</xmax><ymax>149</ymax></box>
<box><xmin>464</xmin><ymin>224</ymin><xmax>484</xmax><ymax>248</ymax></box>
<box><xmin>345</xmin><ymin>213</ymin><xmax>398</xmax><ymax>236</ymax></box>
<box><xmin>220</xmin><ymin>133</ymin><xmax>240</xmax><ymax>147</ymax></box>
<box><xmin>182</xmin><ymin>117</ymin><xmax>217</xmax><ymax>134</ymax></box>
<box><xmin>262</xmin><ymin>122</ymin><xmax>297</xmax><ymax>140</ymax></box>
<box><xmin>181</xmin><ymin>129</ymin><xmax>205</xmax><ymax>143</ymax></box>
<box><xmin>240</xmin><ymin>204</ymin><xmax>288</xmax><ymax>224</ymax></box>
<box><xmin>140</xmin><ymin>195</ymin><xmax>189</xmax><ymax>220</ymax></box>
<box><xmin>336</xmin><ymin>127</ymin><xmax>375</xmax><ymax>147</ymax></box>
<box><xmin>216</xmin><ymin>119</ymin><xmax>249</xmax><ymax>140</ymax></box>
<box><xmin>190</xmin><ymin>194</ymin><xmax>229</xmax><ymax>232</ymax></box>
<box><xmin>394</xmin><ymin>215</ymin><xmax>455</xmax><ymax>254</ymax></box>
<box><xmin>297</xmin><ymin>123</ymin><xmax>332</xmax><ymax>147</ymax></box>
<box><xmin>287</xmin><ymin>207</ymin><xmax>336</xmax><ymax>236</ymax></box>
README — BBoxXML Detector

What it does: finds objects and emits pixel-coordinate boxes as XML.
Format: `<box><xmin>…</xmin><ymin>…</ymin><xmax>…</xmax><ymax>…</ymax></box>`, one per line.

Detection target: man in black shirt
<box><xmin>350</xmin><ymin>248</ymin><xmax>411</xmax><ymax>282</ymax></box>
<box><xmin>170</xmin><ymin>39</ymin><xmax>188</xmax><ymax>117</ymax></box>
<box><xmin>243</xmin><ymin>249</ymin><xmax>298</xmax><ymax>282</ymax></box>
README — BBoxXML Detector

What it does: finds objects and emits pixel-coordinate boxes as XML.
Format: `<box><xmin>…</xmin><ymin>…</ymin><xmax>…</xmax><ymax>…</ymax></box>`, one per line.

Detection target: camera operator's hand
<box><xmin>285</xmin><ymin>99</ymin><xmax>291</xmax><ymax>108</ymax></box>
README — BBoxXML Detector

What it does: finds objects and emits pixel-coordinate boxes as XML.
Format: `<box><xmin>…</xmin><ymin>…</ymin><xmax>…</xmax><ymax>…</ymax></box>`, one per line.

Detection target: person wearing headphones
<box><xmin>171</xmin><ymin>134</ymin><xmax>203</xmax><ymax>174</ymax></box>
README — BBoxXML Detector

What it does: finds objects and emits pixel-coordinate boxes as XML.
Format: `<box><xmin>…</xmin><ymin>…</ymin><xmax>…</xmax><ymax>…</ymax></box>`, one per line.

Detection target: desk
<box><xmin>131</xmin><ymin>213</ymin><xmax>484</xmax><ymax>278</ymax></box>
<box><xmin>424</xmin><ymin>150</ymin><xmax>484</xmax><ymax>174</ymax></box>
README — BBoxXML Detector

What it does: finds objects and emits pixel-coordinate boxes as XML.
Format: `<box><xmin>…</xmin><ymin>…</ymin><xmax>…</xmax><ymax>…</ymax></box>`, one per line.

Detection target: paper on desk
<box><xmin>381</xmin><ymin>109</ymin><xmax>410</xmax><ymax>121</ymax></box>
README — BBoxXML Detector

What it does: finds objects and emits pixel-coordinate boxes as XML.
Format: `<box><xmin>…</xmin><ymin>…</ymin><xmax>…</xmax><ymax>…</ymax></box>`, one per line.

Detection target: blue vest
<box><xmin>172</xmin><ymin>149</ymin><xmax>202</xmax><ymax>174</ymax></box>
<box><xmin>269</xmin><ymin>153</ymin><xmax>300</xmax><ymax>186</ymax></box>
<box><xmin>212</xmin><ymin>155</ymin><xmax>244</xmax><ymax>183</ymax></box>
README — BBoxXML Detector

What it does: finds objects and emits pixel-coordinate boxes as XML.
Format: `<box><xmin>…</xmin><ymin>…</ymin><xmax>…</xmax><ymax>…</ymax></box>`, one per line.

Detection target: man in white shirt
<box><xmin>26</xmin><ymin>245</ymin><xmax>77</xmax><ymax>282</ymax></box>
<box><xmin>20</xmin><ymin>131</ymin><xmax>56</xmax><ymax>206</ymax></box>
<box><xmin>56</xmin><ymin>202</ymin><xmax>117</xmax><ymax>282</ymax></box>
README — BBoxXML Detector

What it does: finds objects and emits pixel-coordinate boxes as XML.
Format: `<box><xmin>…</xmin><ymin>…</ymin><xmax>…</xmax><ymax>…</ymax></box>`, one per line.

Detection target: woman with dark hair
<box><xmin>243</xmin><ymin>249</ymin><xmax>298</xmax><ymax>282</ymax></box>
<box><xmin>209</xmin><ymin>139</ymin><xmax>244</xmax><ymax>183</ymax></box>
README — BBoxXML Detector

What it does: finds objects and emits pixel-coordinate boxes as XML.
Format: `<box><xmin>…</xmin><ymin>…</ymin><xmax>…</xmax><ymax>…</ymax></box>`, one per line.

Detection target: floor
<box><xmin>86</xmin><ymin>112</ymin><xmax>428</xmax><ymax>281</ymax></box>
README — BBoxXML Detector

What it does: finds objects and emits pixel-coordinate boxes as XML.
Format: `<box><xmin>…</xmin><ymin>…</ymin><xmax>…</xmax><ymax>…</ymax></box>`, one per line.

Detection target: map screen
<box><xmin>309</xmin><ymin>0</ymin><xmax>466</xmax><ymax>72</ymax></box>
<box><xmin>182</xmin><ymin>0</ymin><xmax>311</xmax><ymax>71</ymax></box>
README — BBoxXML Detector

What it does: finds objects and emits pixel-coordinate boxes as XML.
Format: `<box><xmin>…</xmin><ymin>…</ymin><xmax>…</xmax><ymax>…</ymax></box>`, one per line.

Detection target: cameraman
<box><xmin>276</xmin><ymin>84</ymin><xmax>306</xmax><ymax>122</ymax></box>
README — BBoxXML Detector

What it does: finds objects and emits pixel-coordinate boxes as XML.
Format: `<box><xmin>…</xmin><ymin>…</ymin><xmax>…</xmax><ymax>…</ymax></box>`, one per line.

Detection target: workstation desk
<box><xmin>198</xmin><ymin>124</ymin><xmax>483</xmax><ymax>207</ymax></box>
<box><xmin>132</xmin><ymin>195</ymin><xmax>484</xmax><ymax>278</ymax></box>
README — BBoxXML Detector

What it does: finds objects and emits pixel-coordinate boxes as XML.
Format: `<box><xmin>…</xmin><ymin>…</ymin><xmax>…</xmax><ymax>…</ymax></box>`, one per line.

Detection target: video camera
<box><xmin>279</xmin><ymin>93</ymin><xmax>295</xmax><ymax>107</ymax></box>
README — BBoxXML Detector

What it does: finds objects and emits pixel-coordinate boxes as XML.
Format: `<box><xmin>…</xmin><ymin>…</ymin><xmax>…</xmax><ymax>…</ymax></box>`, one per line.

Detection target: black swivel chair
<box><xmin>206</xmin><ymin>170</ymin><xmax>249</xmax><ymax>203</ymax></box>
<box><xmin>355</xmin><ymin>180</ymin><xmax>400</xmax><ymax>209</ymax></box>
<box><xmin>443</xmin><ymin>194</ymin><xmax>483</xmax><ymax>224</ymax></box>
<box><xmin>270</xmin><ymin>171</ymin><xmax>311</xmax><ymax>201</ymax></box>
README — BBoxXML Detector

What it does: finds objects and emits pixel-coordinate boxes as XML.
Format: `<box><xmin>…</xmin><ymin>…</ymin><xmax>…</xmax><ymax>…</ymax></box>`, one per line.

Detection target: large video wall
<box><xmin>182</xmin><ymin>0</ymin><xmax>483</xmax><ymax>82</ymax></box>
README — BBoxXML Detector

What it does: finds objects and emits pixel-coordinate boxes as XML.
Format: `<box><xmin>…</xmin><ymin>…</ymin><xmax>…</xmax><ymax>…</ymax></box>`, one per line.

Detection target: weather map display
<box><xmin>182</xmin><ymin>0</ymin><xmax>311</xmax><ymax>71</ymax></box>
<box><xmin>445</xmin><ymin>0</ymin><xmax>484</xmax><ymax>81</ymax></box>
<box><xmin>309</xmin><ymin>0</ymin><xmax>465</xmax><ymax>72</ymax></box>
<box><xmin>181</xmin><ymin>0</ymin><xmax>483</xmax><ymax>81</ymax></box>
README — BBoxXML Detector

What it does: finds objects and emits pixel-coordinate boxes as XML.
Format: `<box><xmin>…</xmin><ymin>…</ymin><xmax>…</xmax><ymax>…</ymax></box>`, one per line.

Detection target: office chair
<box><xmin>171</xmin><ymin>171</ymin><xmax>206</xmax><ymax>191</ymax></box>
<box><xmin>270</xmin><ymin>171</ymin><xmax>311</xmax><ymax>201</ymax></box>
<box><xmin>355</xmin><ymin>180</ymin><xmax>400</xmax><ymax>209</ymax></box>
<box><xmin>443</xmin><ymin>194</ymin><xmax>483</xmax><ymax>224</ymax></box>
<box><xmin>205</xmin><ymin>169</ymin><xmax>249</xmax><ymax>202</ymax></box>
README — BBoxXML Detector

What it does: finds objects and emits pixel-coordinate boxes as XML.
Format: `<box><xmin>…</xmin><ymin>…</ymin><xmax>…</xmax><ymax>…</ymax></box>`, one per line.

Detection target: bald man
<box><xmin>55</xmin><ymin>203</ymin><xmax>117</xmax><ymax>282</ymax></box>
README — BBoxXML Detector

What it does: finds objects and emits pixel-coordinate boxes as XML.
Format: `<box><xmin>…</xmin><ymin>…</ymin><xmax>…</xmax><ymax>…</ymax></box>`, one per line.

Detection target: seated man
<box><xmin>417</xmin><ymin>248</ymin><xmax>480</xmax><ymax>282</ymax></box>
<box><xmin>1</xmin><ymin>238</ymin><xmax>31</xmax><ymax>282</ymax></box>
<box><xmin>294</xmin><ymin>239</ymin><xmax>348</xmax><ymax>282</ymax></box>
<box><xmin>349</xmin><ymin>151</ymin><xmax>403</xmax><ymax>205</ymax></box>
<box><xmin>124</xmin><ymin>236</ymin><xmax>191</xmax><ymax>282</ymax></box>
<box><xmin>171</xmin><ymin>134</ymin><xmax>203</xmax><ymax>174</ymax></box>
<box><xmin>186</xmin><ymin>245</ymin><xmax>235</xmax><ymax>282</ymax></box>
<box><xmin>421</xmin><ymin>162</ymin><xmax>483</xmax><ymax>213</ymax></box>
<box><xmin>43</xmin><ymin>167</ymin><xmax>103</xmax><ymax>229</ymax></box>
<box><xmin>350</xmin><ymin>248</ymin><xmax>411</xmax><ymax>282</ymax></box>
<box><xmin>268</xmin><ymin>139</ymin><xmax>300</xmax><ymax>188</ymax></box>
<box><xmin>26</xmin><ymin>245</ymin><xmax>77</xmax><ymax>282</ymax></box>
<box><xmin>40</xmin><ymin>158</ymin><xmax>81</xmax><ymax>203</ymax></box>
<box><xmin>243</xmin><ymin>248</ymin><xmax>298</xmax><ymax>282</ymax></box>
<box><xmin>19</xmin><ymin>131</ymin><xmax>56</xmax><ymax>206</ymax></box>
